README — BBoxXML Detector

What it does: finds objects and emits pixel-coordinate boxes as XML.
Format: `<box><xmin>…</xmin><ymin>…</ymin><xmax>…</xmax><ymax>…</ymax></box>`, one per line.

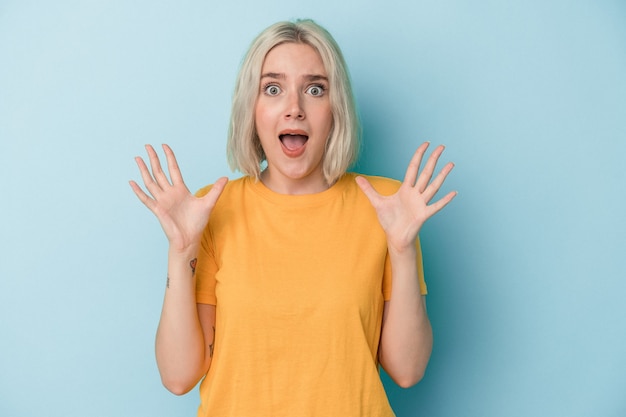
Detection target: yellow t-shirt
<box><xmin>195</xmin><ymin>173</ymin><xmax>427</xmax><ymax>417</ymax></box>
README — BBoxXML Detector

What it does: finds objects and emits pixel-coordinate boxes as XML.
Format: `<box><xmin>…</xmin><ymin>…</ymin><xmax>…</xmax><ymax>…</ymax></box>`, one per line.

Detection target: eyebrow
<box><xmin>260</xmin><ymin>72</ymin><xmax>329</xmax><ymax>82</ymax></box>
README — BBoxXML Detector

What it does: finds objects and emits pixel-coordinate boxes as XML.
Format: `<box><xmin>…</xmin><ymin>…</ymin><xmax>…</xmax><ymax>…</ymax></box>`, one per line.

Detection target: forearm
<box><xmin>379</xmin><ymin>245</ymin><xmax>433</xmax><ymax>388</ymax></box>
<box><xmin>155</xmin><ymin>246</ymin><xmax>208</xmax><ymax>394</ymax></box>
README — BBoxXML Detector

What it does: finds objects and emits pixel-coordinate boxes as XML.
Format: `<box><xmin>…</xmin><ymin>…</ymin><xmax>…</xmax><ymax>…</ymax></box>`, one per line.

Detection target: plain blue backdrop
<box><xmin>1</xmin><ymin>1</ymin><xmax>625</xmax><ymax>416</ymax></box>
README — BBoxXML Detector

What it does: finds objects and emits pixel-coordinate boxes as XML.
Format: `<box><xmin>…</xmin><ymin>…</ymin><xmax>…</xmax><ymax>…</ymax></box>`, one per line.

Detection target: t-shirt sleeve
<box><xmin>195</xmin><ymin>185</ymin><xmax>218</xmax><ymax>305</ymax></box>
<box><xmin>382</xmin><ymin>237</ymin><xmax>428</xmax><ymax>300</ymax></box>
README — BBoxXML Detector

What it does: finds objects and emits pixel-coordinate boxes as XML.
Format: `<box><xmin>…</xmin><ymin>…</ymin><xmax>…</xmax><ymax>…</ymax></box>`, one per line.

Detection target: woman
<box><xmin>130</xmin><ymin>19</ymin><xmax>455</xmax><ymax>417</ymax></box>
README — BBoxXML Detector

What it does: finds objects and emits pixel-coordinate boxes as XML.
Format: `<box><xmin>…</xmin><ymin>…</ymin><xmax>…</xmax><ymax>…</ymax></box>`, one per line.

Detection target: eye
<box><xmin>263</xmin><ymin>84</ymin><xmax>281</xmax><ymax>96</ymax></box>
<box><xmin>306</xmin><ymin>84</ymin><xmax>326</xmax><ymax>97</ymax></box>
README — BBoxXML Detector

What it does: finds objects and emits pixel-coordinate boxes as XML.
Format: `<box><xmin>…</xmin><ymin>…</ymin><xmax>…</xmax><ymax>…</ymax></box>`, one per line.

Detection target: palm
<box><xmin>356</xmin><ymin>143</ymin><xmax>456</xmax><ymax>253</ymax></box>
<box><xmin>130</xmin><ymin>144</ymin><xmax>228</xmax><ymax>251</ymax></box>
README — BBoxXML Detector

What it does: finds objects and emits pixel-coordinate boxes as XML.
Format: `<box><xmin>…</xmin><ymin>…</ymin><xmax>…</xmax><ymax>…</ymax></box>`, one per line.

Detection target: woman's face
<box><xmin>254</xmin><ymin>42</ymin><xmax>333</xmax><ymax>194</ymax></box>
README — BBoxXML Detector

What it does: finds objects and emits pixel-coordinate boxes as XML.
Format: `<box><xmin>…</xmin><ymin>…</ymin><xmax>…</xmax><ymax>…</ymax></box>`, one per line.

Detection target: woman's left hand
<box><xmin>356</xmin><ymin>142</ymin><xmax>456</xmax><ymax>254</ymax></box>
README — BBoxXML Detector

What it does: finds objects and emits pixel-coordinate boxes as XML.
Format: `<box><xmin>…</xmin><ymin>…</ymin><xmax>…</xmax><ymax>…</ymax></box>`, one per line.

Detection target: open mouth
<box><xmin>279</xmin><ymin>133</ymin><xmax>309</xmax><ymax>151</ymax></box>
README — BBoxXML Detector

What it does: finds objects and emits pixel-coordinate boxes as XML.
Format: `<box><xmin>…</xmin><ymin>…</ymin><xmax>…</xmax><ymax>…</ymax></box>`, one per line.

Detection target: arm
<box><xmin>356</xmin><ymin>142</ymin><xmax>456</xmax><ymax>388</ymax></box>
<box><xmin>129</xmin><ymin>144</ymin><xmax>227</xmax><ymax>394</ymax></box>
<box><xmin>379</xmin><ymin>250</ymin><xmax>432</xmax><ymax>388</ymax></box>
<box><xmin>155</xmin><ymin>248</ymin><xmax>216</xmax><ymax>395</ymax></box>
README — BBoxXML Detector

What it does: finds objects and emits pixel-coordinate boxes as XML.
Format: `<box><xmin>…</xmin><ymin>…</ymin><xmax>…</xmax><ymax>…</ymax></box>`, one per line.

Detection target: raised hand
<box><xmin>356</xmin><ymin>142</ymin><xmax>456</xmax><ymax>254</ymax></box>
<box><xmin>129</xmin><ymin>144</ymin><xmax>228</xmax><ymax>252</ymax></box>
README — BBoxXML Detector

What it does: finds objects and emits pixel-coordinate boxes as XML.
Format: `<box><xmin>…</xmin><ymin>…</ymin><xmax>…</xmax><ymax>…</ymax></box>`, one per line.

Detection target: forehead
<box><xmin>261</xmin><ymin>42</ymin><xmax>326</xmax><ymax>74</ymax></box>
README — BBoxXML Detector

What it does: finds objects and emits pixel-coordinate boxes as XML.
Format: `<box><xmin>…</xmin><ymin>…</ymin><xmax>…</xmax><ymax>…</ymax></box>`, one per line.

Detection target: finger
<box><xmin>201</xmin><ymin>177</ymin><xmax>229</xmax><ymax>209</ymax></box>
<box><xmin>145</xmin><ymin>144</ymin><xmax>171</xmax><ymax>189</ymax></box>
<box><xmin>355</xmin><ymin>176</ymin><xmax>382</xmax><ymax>206</ymax></box>
<box><xmin>135</xmin><ymin>156</ymin><xmax>163</xmax><ymax>197</ymax></box>
<box><xmin>403</xmin><ymin>142</ymin><xmax>429</xmax><ymax>186</ymax></box>
<box><xmin>129</xmin><ymin>180</ymin><xmax>157</xmax><ymax>212</ymax></box>
<box><xmin>426</xmin><ymin>190</ymin><xmax>457</xmax><ymax>217</ymax></box>
<box><xmin>162</xmin><ymin>144</ymin><xmax>186</xmax><ymax>187</ymax></box>
<box><xmin>415</xmin><ymin>145</ymin><xmax>445</xmax><ymax>193</ymax></box>
<box><xmin>422</xmin><ymin>161</ymin><xmax>454</xmax><ymax>203</ymax></box>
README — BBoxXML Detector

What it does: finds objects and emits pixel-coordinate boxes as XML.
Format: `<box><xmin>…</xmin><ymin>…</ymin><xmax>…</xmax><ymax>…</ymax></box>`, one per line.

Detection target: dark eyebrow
<box><xmin>260</xmin><ymin>73</ymin><xmax>328</xmax><ymax>82</ymax></box>
<box><xmin>260</xmin><ymin>72</ymin><xmax>285</xmax><ymax>80</ymax></box>
<box><xmin>305</xmin><ymin>74</ymin><xmax>328</xmax><ymax>82</ymax></box>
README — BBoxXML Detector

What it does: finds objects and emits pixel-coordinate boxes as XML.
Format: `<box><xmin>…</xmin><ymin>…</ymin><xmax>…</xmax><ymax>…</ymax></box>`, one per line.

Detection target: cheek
<box><xmin>255</xmin><ymin>104</ymin><xmax>275</xmax><ymax>133</ymax></box>
<box><xmin>321</xmin><ymin>108</ymin><xmax>333</xmax><ymax>134</ymax></box>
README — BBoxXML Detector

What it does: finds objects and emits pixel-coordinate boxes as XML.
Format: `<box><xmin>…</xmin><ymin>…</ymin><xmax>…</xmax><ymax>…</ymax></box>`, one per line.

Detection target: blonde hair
<box><xmin>226</xmin><ymin>19</ymin><xmax>359</xmax><ymax>185</ymax></box>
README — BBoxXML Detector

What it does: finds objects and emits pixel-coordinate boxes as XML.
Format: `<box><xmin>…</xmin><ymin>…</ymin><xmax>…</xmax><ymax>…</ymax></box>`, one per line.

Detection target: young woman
<box><xmin>130</xmin><ymin>19</ymin><xmax>456</xmax><ymax>417</ymax></box>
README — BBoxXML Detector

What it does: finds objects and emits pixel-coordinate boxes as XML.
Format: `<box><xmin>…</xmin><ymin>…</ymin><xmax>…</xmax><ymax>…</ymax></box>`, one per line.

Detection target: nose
<box><xmin>285</xmin><ymin>91</ymin><xmax>305</xmax><ymax>120</ymax></box>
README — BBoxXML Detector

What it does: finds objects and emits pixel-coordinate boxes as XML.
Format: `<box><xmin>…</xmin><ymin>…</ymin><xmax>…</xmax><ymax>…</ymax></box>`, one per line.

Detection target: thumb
<box><xmin>355</xmin><ymin>176</ymin><xmax>381</xmax><ymax>205</ymax></box>
<box><xmin>201</xmin><ymin>177</ymin><xmax>229</xmax><ymax>209</ymax></box>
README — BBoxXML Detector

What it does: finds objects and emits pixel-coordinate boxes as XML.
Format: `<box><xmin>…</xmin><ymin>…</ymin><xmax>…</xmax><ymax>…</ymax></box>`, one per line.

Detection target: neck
<box><xmin>260</xmin><ymin>169</ymin><xmax>330</xmax><ymax>195</ymax></box>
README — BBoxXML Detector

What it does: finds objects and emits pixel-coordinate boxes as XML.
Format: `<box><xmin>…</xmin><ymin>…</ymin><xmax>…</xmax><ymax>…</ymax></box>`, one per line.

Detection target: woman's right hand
<box><xmin>129</xmin><ymin>144</ymin><xmax>228</xmax><ymax>252</ymax></box>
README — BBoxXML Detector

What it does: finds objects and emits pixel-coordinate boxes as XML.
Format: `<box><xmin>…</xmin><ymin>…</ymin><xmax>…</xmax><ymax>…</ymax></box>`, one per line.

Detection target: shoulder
<box><xmin>345</xmin><ymin>172</ymin><xmax>401</xmax><ymax>196</ymax></box>
<box><xmin>197</xmin><ymin>177</ymin><xmax>252</xmax><ymax>229</ymax></box>
<box><xmin>195</xmin><ymin>176</ymin><xmax>249</xmax><ymax>198</ymax></box>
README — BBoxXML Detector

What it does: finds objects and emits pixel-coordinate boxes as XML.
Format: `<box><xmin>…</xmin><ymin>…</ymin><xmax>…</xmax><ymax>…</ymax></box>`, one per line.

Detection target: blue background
<box><xmin>1</xmin><ymin>1</ymin><xmax>625</xmax><ymax>416</ymax></box>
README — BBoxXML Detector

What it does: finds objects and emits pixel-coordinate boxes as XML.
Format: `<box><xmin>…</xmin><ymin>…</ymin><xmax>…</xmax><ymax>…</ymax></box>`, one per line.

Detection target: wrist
<box><xmin>387</xmin><ymin>240</ymin><xmax>417</xmax><ymax>259</ymax></box>
<box><xmin>168</xmin><ymin>243</ymin><xmax>199</xmax><ymax>258</ymax></box>
<box><xmin>167</xmin><ymin>245</ymin><xmax>200</xmax><ymax>274</ymax></box>
<box><xmin>166</xmin><ymin>246</ymin><xmax>200</xmax><ymax>290</ymax></box>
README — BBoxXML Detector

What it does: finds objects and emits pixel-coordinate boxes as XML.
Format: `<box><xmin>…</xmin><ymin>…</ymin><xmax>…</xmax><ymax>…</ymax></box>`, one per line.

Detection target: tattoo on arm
<box><xmin>166</xmin><ymin>258</ymin><xmax>197</xmax><ymax>289</ymax></box>
<box><xmin>209</xmin><ymin>326</ymin><xmax>215</xmax><ymax>358</ymax></box>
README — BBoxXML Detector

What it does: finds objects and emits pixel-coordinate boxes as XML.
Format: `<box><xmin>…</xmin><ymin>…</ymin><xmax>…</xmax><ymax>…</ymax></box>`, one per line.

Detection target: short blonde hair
<box><xmin>226</xmin><ymin>19</ymin><xmax>359</xmax><ymax>185</ymax></box>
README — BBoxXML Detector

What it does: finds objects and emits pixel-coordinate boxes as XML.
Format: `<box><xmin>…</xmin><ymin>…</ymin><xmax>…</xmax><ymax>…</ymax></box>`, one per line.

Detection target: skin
<box><xmin>130</xmin><ymin>143</ymin><xmax>225</xmax><ymax>394</ymax></box>
<box><xmin>357</xmin><ymin>142</ymin><xmax>456</xmax><ymax>386</ymax></box>
<box><xmin>130</xmin><ymin>43</ymin><xmax>456</xmax><ymax>394</ymax></box>
<box><xmin>255</xmin><ymin>42</ymin><xmax>333</xmax><ymax>195</ymax></box>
